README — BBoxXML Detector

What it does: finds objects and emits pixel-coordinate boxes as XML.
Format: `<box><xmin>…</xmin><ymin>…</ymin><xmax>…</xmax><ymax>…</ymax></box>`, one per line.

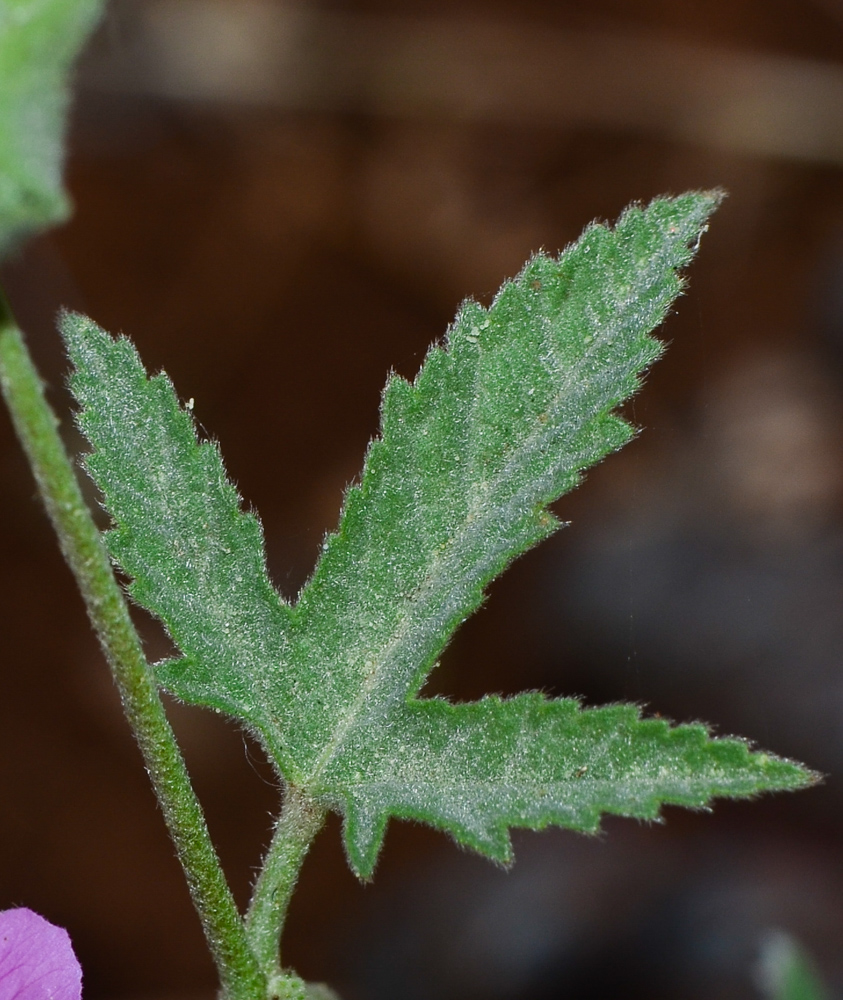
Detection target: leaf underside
<box><xmin>0</xmin><ymin>0</ymin><xmax>103</xmax><ymax>256</ymax></box>
<box><xmin>63</xmin><ymin>191</ymin><xmax>815</xmax><ymax>878</ymax></box>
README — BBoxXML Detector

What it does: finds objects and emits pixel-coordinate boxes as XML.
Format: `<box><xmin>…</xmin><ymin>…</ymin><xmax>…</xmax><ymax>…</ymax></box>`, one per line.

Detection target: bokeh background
<box><xmin>4</xmin><ymin>0</ymin><xmax>843</xmax><ymax>997</ymax></box>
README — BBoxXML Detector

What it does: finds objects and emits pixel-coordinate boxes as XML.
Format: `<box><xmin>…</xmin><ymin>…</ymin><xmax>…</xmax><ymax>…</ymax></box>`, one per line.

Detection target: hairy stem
<box><xmin>247</xmin><ymin>785</ymin><xmax>326</xmax><ymax>979</ymax></box>
<box><xmin>0</xmin><ymin>300</ymin><xmax>265</xmax><ymax>1000</ymax></box>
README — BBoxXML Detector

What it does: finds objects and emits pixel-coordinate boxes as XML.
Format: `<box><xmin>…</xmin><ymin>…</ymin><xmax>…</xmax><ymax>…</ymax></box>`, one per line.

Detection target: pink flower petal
<box><xmin>0</xmin><ymin>909</ymin><xmax>82</xmax><ymax>1000</ymax></box>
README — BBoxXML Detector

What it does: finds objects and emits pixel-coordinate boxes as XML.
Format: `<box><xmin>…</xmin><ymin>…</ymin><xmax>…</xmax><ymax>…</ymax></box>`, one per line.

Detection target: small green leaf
<box><xmin>758</xmin><ymin>932</ymin><xmax>829</xmax><ymax>1000</ymax></box>
<box><xmin>64</xmin><ymin>192</ymin><xmax>816</xmax><ymax>878</ymax></box>
<box><xmin>0</xmin><ymin>0</ymin><xmax>103</xmax><ymax>255</ymax></box>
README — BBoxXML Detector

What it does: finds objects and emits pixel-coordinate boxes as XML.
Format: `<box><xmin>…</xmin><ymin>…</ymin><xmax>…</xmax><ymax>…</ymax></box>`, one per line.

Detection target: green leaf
<box><xmin>758</xmin><ymin>932</ymin><xmax>829</xmax><ymax>1000</ymax></box>
<box><xmin>0</xmin><ymin>0</ymin><xmax>103</xmax><ymax>256</ymax></box>
<box><xmin>62</xmin><ymin>313</ymin><xmax>293</xmax><ymax>725</ymax></box>
<box><xmin>331</xmin><ymin>696</ymin><xmax>810</xmax><ymax>876</ymax></box>
<box><xmin>63</xmin><ymin>192</ymin><xmax>816</xmax><ymax>878</ymax></box>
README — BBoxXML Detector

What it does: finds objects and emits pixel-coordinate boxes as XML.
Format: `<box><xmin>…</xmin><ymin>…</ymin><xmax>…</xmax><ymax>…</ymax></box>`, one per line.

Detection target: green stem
<box><xmin>247</xmin><ymin>785</ymin><xmax>326</xmax><ymax>979</ymax></box>
<box><xmin>0</xmin><ymin>300</ymin><xmax>265</xmax><ymax>1000</ymax></box>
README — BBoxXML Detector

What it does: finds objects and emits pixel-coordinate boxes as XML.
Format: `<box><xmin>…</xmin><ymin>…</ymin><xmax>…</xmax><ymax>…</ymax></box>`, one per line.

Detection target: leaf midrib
<box><xmin>296</xmin><ymin>297</ymin><xmax>641</xmax><ymax>794</ymax></box>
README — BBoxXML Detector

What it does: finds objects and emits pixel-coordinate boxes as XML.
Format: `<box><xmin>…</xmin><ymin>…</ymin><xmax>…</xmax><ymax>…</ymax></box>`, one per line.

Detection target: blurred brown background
<box><xmin>4</xmin><ymin>0</ymin><xmax>843</xmax><ymax>997</ymax></box>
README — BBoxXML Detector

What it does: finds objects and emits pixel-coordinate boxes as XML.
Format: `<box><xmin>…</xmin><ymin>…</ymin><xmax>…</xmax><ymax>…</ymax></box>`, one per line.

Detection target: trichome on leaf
<box><xmin>62</xmin><ymin>190</ymin><xmax>814</xmax><ymax>887</ymax></box>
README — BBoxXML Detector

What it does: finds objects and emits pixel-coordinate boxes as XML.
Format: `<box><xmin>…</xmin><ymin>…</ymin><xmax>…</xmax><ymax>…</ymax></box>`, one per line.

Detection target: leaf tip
<box><xmin>342</xmin><ymin>802</ymin><xmax>387</xmax><ymax>881</ymax></box>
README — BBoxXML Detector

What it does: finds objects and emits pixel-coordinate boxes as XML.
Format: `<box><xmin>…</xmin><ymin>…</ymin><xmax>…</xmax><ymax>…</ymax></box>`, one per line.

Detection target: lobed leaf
<box><xmin>64</xmin><ymin>191</ymin><xmax>816</xmax><ymax>878</ymax></box>
<box><xmin>0</xmin><ymin>0</ymin><xmax>103</xmax><ymax>256</ymax></box>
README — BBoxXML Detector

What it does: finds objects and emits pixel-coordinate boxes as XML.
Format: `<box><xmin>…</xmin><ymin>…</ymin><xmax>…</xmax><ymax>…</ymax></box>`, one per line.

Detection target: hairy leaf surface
<box><xmin>328</xmin><ymin>696</ymin><xmax>809</xmax><ymax>875</ymax></box>
<box><xmin>0</xmin><ymin>0</ymin><xmax>103</xmax><ymax>255</ymax></box>
<box><xmin>64</xmin><ymin>192</ymin><xmax>815</xmax><ymax>877</ymax></box>
<box><xmin>64</xmin><ymin>314</ymin><xmax>293</xmax><ymax>729</ymax></box>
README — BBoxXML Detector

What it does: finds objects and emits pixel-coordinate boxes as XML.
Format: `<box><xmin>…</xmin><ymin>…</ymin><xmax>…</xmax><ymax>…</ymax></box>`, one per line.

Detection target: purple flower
<box><xmin>0</xmin><ymin>909</ymin><xmax>82</xmax><ymax>1000</ymax></box>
